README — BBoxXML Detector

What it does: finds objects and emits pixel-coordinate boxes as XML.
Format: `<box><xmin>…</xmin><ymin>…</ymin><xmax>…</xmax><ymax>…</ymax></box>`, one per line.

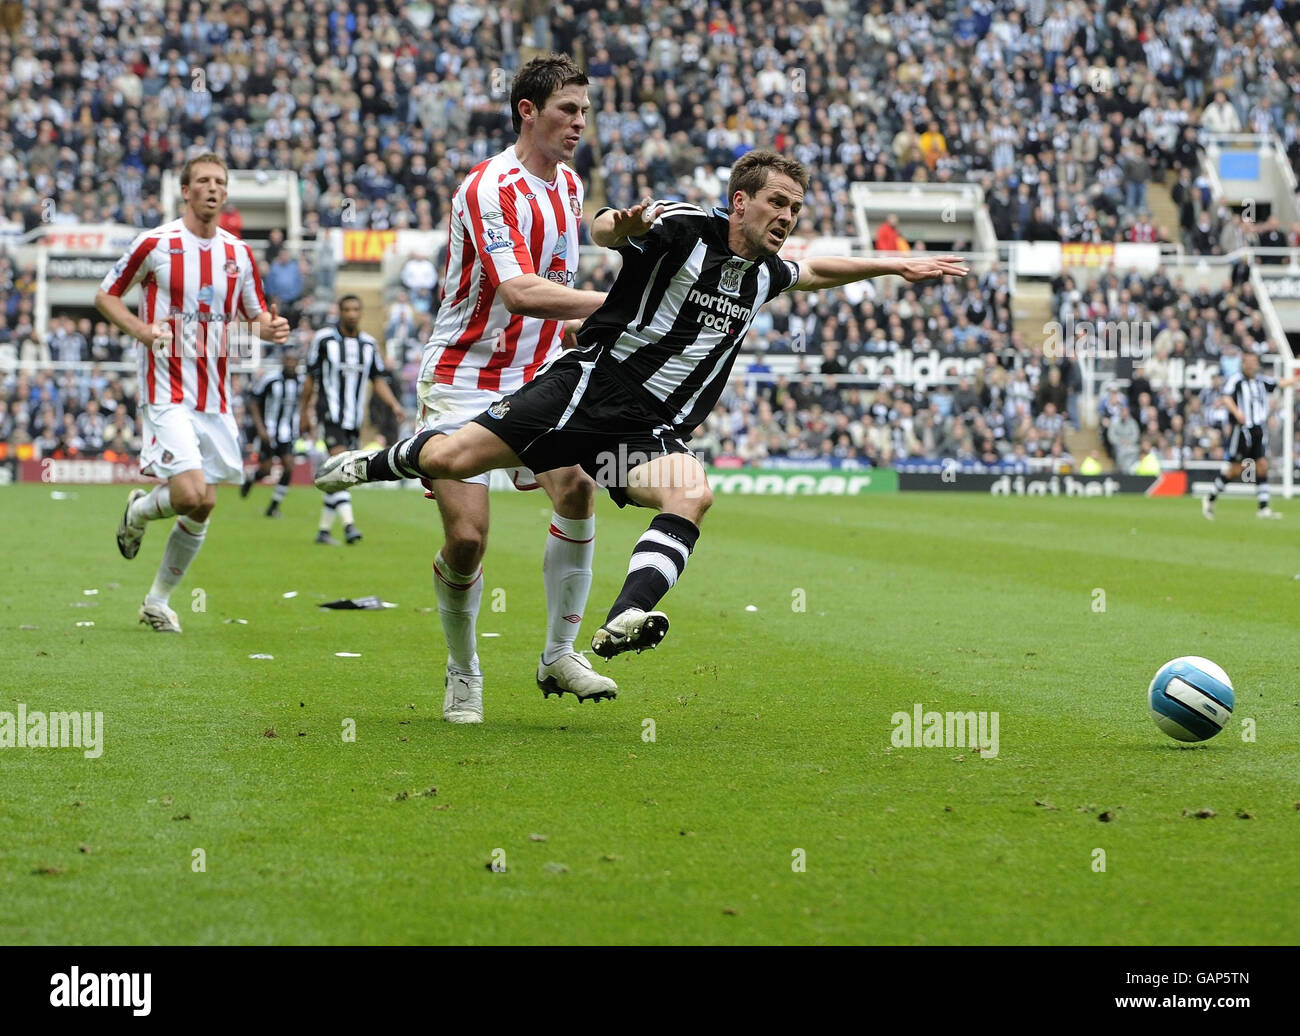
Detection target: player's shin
<box><xmin>336</xmin><ymin>492</ymin><xmax>355</xmax><ymax>527</ymax></box>
<box><xmin>147</xmin><ymin>514</ymin><xmax>208</xmax><ymax>606</ymax></box>
<box><xmin>543</xmin><ymin>513</ymin><xmax>595</xmax><ymax>663</ymax></box>
<box><xmin>606</xmin><ymin>513</ymin><xmax>699</xmax><ymax>620</ymax></box>
<box><xmin>130</xmin><ymin>485</ymin><xmax>175</xmax><ymax>524</ymax></box>
<box><xmin>319</xmin><ymin>493</ymin><xmax>341</xmax><ymax>531</ymax></box>
<box><xmin>434</xmin><ymin>551</ymin><xmax>483</xmax><ymax>675</ymax></box>
<box><xmin>271</xmin><ymin>469</ymin><xmax>290</xmax><ymax>508</ymax></box>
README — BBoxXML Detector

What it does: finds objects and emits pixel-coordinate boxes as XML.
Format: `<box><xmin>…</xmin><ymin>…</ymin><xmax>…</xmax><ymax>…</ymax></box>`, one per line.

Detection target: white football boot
<box><xmin>443</xmin><ymin>667</ymin><xmax>483</xmax><ymax>724</ymax></box>
<box><xmin>590</xmin><ymin>608</ymin><xmax>670</xmax><ymax>659</ymax></box>
<box><xmin>1201</xmin><ymin>497</ymin><xmax>1214</xmax><ymax>521</ymax></box>
<box><xmin>314</xmin><ymin>449</ymin><xmax>379</xmax><ymax>493</ymax></box>
<box><xmin>117</xmin><ymin>488</ymin><xmax>149</xmax><ymax>559</ymax></box>
<box><xmin>1257</xmin><ymin>506</ymin><xmax>1282</xmax><ymax>519</ymax></box>
<box><xmin>537</xmin><ymin>652</ymin><xmax>618</xmax><ymax>702</ymax></box>
<box><xmin>139</xmin><ymin>599</ymin><xmax>182</xmax><ymax>633</ymax></box>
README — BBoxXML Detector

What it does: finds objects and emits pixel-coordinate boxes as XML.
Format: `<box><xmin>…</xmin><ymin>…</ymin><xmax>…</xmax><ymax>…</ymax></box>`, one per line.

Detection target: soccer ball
<box><xmin>1148</xmin><ymin>656</ymin><xmax>1235</xmax><ymax>743</ymax></box>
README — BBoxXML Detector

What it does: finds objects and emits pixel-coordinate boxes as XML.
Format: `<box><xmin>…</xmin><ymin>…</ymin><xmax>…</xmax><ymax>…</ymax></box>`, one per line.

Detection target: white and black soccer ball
<box><xmin>1148</xmin><ymin>656</ymin><xmax>1235</xmax><ymax>743</ymax></box>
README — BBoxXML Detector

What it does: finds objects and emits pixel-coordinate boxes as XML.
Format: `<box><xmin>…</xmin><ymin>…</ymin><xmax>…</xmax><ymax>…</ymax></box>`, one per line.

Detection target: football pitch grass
<box><xmin>1</xmin><ymin>482</ymin><xmax>1297</xmax><ymax>945</ymax></box>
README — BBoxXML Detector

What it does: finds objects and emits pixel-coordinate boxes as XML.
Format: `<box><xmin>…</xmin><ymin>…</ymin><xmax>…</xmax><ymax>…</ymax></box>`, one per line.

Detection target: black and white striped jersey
<box><xmin>251</xmin><ymin>369</ymin><xmax>304</xmax><ymax>444</ymax></box>
<box><xmin>307</xmin><ymin>326</ymin><xmax>386</xmax><ymax>431</ymax></box>
<box><xmin>579</xmin><ymin>202</ymin><xmax>800</xmax><ymax>433</ymax></box>
<box><xmin>1221</xmin><ymin>371</ymin><xmax>1276</xmax><ymax>428</ymax></box>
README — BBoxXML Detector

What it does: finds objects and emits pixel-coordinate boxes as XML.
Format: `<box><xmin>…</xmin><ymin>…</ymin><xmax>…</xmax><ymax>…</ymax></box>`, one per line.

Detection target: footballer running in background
<box><xmin>96</xmin><ymin>152</ymin><xmax>290</xmax><ymax>633</ymax></box>
<box><xmin>1203</xmin><ymin>350</ymin><xmax>1297</xmax><ymax>520</ymax></box>
<box><xmin>241</xmin><ymin>347</ymin><xmax>304</xmax><ymax>518</ymax></box>
<box><xmin>316</xmin><ymin>150</ymin><xmax>967</xmax><ymax>671</ymax></box>
<box><xmin>299</xmin><ymin>294</ymin><xmax>406</xmax><ymax>545</ymax></box>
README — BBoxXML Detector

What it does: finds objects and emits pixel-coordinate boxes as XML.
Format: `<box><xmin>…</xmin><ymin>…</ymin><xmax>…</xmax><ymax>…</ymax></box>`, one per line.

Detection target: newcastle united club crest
<box><xmin>718</xmin><ymin>258</ymin><xmax>747</xmax><ymax>296</ymax></box>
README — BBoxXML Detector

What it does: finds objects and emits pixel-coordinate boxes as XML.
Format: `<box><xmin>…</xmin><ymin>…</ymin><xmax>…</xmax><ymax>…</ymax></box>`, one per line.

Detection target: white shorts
<box><xmin>416</xmin><ymin>380</ymin><xmax>538</xmax><ymax>490</ymax></box>
<box><xmin>139</xmin><ymin>404</ymin><xmax>244</xmax><ymax>484</ymax></box>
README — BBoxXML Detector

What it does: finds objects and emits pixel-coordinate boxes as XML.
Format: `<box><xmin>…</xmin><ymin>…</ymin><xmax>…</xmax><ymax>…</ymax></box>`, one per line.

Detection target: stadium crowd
<box><xmin>2</xmin><ymin>0</ymin><xmax>1299</xmax><ymax>474</ymax></box>
<box><xmin>1053</xmin><ymin>264</ymin><xmax>1296</xmax><ymax>472</ymax></box>
<box><xmin>1</xmin><ymin>0</ymin><xmax>1299</xmax><ymax>246</ymax></box>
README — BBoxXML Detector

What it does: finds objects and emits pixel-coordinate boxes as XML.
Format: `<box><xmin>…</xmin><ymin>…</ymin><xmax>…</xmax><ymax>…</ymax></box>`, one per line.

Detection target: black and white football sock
<box><xmin>606</xmin><ymin>513</ymin><xmax>699</xmax><ymax>621</ymax></box>
<box><xmin>1208</xmin><ymin>474</ymin><xmax>1226</xmax><ymax>502</ymax></box>
<box><xmin>366</xmin><ymin>430</ymin><xmax>439</xmax><ymax>481</ymax></box>
<box><xmin>319</xmin><ymin>491</ymin><xmax>342</xmax><ymax>532</ymax></box>
<box><xmin>336</xmin><ymin>491</ymin><xmax>354</xmax><ymax>527</ymax></box>
<box><xmin>1257</xmin><ymin>486</ymin><xmax>1270</xmax><ymax>510</ymax></box>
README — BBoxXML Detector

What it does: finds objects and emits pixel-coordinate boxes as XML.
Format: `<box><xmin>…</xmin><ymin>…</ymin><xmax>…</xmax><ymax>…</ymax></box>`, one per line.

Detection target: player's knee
<box><xmin>421</xmin><ymin>435</ymin><xmax>459</xmax><ymax>477</ymax></box>
<box><xmin>551</xmin><ymin>471</ymin><xmax>595</xmax><ymax>515</ymax></box>
<box><xmin>443</xmin><ymin>527</ymin><xmax>486</xmax><ymax>570</ymax></box>
<box><xmin>189</xmin><ymin>501</ymin><xmax>214</xmax><ymax>522</ymax></box>
<box><xmin>170</xmin><ymin>483</ymin><xmax>204</xmax><ymax>513</ymax></box>
<box><xmin>664</xmin><ymin>483</ymin><xmax>712</xmax><ymax>524</ymax></box>
<box><xmin>684</xmin><ymin>484</ymin><xmax>714</xmax><ymax>521</ymax></box>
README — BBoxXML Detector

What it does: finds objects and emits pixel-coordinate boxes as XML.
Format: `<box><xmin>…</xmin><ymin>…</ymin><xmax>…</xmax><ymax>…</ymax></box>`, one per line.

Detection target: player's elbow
<box><xmin>497</xmin><ymin>278</ymin><xmax>528</xmax><ymax>315</ymax></box>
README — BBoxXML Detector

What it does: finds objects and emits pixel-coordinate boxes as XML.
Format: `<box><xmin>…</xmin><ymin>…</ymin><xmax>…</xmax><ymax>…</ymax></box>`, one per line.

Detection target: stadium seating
<box><xmin>3</xmin><ymin>0</ymin><xmax>1299</xmax><ymax>474</ymax></box>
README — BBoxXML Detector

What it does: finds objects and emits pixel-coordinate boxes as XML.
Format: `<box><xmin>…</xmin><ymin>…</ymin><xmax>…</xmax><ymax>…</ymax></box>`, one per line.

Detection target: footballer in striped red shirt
<box><xmin>95</xmin><ymin>152</ymin><xmax>290</xmax><ymax>634</ymax></box>
<box><xmin>413</xmin><ymin>56</ymin><xmax>617</xmax><ymax>723</ymax></box>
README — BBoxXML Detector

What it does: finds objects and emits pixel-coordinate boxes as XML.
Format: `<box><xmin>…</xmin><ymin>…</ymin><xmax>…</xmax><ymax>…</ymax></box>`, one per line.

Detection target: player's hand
<box><xmin>143</xmin><ymin>320</ymin><xmax>174</xmax><ymax>355</ymax></box>
<box><xmin>390</xmin><ymin>402</ymin><xmax>407</xmax><ymax>422</ymax></box>
<box><xmin>561</xmin><ymin>318</ymin><xmax>582</xmax><ymax>350</ymax></box>
<box><xmin>610</xmin><ymin>198</ymin><xmax>664</xmax><ymax>240</ymax></box>
<box><xmin>1240</xmin><ymin>427</ymin><xmax>1253</xmax><ymax>448</ymax></box>
<box><xmin>898</xmin><ymin>255</ymin><xmax>970</xmax><ymax>282</ymax></box>
<box><xmin>265</xmin><ymin>303</ymin><xmax>291</xmax><ymax>344</ymax></box>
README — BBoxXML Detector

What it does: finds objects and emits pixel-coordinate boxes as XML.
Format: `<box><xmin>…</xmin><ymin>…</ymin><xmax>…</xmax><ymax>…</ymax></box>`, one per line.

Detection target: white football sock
<box><xmin>434</xmin><ymin>550</ymin><xmax>482</xmax><ymax>674</ymax></box>
<box><xmin>337</xmin><ymin>492</ymin><xmax>355</xmax><ymax>526</ymax></box>
<box><xmin>319</xmin><ymin>493</ymin><xmax>338</xmax><ymax>532</ymax></box>
<box><xmin>542</xmin><ymin>513</ymin><xmax>595</xmax><ymax>664</ymax></box>
<box><xmin>147</xmin><ymin>514</ymin><xmax>208</xmax><ymax>606</ymax></box>
<box><xmin>130</xmin><ymin>485</ymin><xmax>174</xmax><ymax>524</ymax></box>
<box><xmin>272</xmin><ymin>482</ymin><xmax>289</xmax><ymax>505</ymax></box>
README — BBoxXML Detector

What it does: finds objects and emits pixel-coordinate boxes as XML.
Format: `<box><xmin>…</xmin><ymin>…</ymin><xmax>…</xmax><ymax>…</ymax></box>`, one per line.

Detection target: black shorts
<box><xmin>323</xmin><ymin>422</ymin><xmax>360</xmax><ymax>452</ymax></box>
<box><xmin>256</xmin><ymin>435</ymin><xmax>292</xmax><ymax>459</ymax></box>
<box><xmin>1227</xmin><ymin>424</ymin><xmax>1266</xmax><ymax>462</ymax></box>
<box><xmin>471</xmin><ymin>354</ymin><xmax>694</xmax><ymax>508</ymax></box>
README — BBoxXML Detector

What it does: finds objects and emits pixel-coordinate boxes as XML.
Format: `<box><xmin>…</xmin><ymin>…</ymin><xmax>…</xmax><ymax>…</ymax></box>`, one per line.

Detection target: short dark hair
<box><xmin>338</xmin><ymin>294</ymin><xmax>362</xmax><ymax>308</ymax></box>
<box><xmin>510</xmin><ymin>54</ymin><xmax>588</xmax><ymax>135</ymax></box>
<box><xmin>180</xmin><ymin>152</ymin><xmax>227</xmax><ymax>187</ymax></box>
<box><xmin>726</xmin><ymin>150</ymin><xmax>810</xmax><ymax>209</ymax></box>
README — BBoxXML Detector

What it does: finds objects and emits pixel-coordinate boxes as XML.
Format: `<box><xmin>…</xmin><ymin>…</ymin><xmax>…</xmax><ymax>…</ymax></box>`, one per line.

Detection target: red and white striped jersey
<box><xmin>100</xmin><ymin>218</ymin><xmax>266</xmax><ymax>413</ymax></box>
<box><xmin>420</xmin><ymin>146</ymin><xmax>584</xmax><ymax>394</ymax></box>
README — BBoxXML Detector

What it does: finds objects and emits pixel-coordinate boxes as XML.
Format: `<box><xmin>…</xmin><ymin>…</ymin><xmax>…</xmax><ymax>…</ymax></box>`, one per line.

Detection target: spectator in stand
<box><xmin>264</xmin><ymin>246</ymin><xmax>304</xmax><ymax>325</ymax></box>
<box><xmin>1108</xmin><ymin>403</ymin><xmax>1141</xmax><ymax>474</ymax></box>
<box><xmin>874</xmin><ymin>213</ymin><xmax>908</xmax><ymax>253</ymax></box>
<box><xmin>219</xmin><ymin>201</ymin><xmax>244</xmax><ymax>239</ymax></box>
<box><xmin>399</xmin><ymin>252</ymin><xmax>438</xmax><ymax>314</ymax></box>
<box><xmin>1202</xmin><ymin>92</ymin><xmax>1242</xmax><ymax>133</ymax></box>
